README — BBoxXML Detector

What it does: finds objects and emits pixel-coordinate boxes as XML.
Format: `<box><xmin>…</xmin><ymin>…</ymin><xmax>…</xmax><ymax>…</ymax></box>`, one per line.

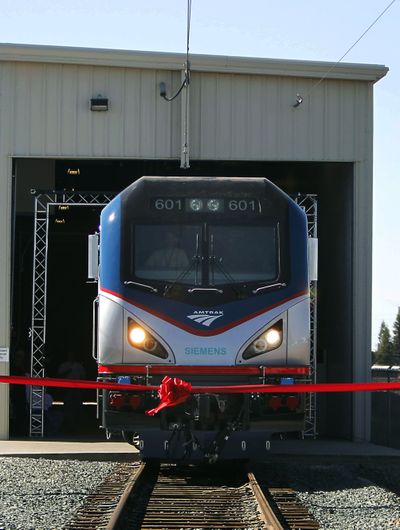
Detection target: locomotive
<box><xmin>93</xmin><ymin>176</ymin><xmax>312</xmax><ymax>462</ymax></box>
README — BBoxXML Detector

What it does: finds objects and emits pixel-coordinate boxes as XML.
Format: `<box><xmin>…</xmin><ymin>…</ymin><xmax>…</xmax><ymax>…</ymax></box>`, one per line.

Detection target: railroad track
<box><xmin>65</xmin><ymin>461</ymin><xmax>319</xmax><ymax>530</ymax></box>
<box><xmin>64</xmin><ymin>461</ymin><xmax>144</xmax><ymax>530</ymax></box>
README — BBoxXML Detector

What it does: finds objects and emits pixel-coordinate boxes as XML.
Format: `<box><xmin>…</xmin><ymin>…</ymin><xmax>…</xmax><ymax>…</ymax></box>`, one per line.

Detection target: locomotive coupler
<box><xmin>204</xmin><ymin>422</ymin><xmax>239</xmax><ymax>464</ymax></box>
<box><xmin>165</xmin><ymin>423</ymin><xmax>199</xmax><ymax>460</ymax></box>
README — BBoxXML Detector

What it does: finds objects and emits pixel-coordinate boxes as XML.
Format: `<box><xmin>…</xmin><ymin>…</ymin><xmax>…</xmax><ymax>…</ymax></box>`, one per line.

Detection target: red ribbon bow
<box><xmin>146</xmin><ymin>376</ymin><xmax>193</xmax><ymax>416</ymax></box>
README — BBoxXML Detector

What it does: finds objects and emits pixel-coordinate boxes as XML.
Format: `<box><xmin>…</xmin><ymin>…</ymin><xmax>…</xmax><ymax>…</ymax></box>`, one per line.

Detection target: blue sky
<box><xmin>1</xmin><ymin>0</ymin><xmax>399</xmax><ymax>347</ymax></box>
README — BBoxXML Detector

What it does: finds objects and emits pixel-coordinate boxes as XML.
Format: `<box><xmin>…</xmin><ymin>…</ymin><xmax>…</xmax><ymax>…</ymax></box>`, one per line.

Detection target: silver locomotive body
<box><xmin>95</xmin><ymin>176</ymin><xmax>311</xmax><ymax>461</ymax></box>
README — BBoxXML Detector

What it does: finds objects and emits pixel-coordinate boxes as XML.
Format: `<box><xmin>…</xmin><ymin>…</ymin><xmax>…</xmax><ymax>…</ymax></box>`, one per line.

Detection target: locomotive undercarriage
<box><xmin>99</xmin><ymin>374</ymin><xmax>307</xmax><ymax>462</ymax></box>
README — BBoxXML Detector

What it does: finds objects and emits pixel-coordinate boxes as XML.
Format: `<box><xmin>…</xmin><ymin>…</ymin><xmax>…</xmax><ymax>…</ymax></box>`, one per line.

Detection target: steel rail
<box><xmin>66</xmin><ymin>461</ymin><xmax>319</xmax><ymax>530</ymax></box>
<box><xmin>106</xmin><ymin>461</ymin><xmax>146</xmax><ymax>530</ymax></box>
<box><xmin>64</xmin><ymin>462</ymin><xmax>143</xmax><ymax>530</ymax></box>
<box><xmin>248</xmin><ymin>471</ymin><xmax>285</xmax><ymax>530</ymax></box>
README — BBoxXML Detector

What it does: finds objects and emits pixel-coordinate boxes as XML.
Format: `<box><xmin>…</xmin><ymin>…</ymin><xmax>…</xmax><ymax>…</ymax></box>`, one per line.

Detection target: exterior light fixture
<box><xmin>67</xmin><ymin>168</ymin><xmax>80</xmax><ymax>175</ymax></box>
<box><xmin>293</xmin><ymin>94</ymin><xmax>303</xmax><ymax>108</ymax></box>
<box><xmin>90</xmin><ymin>96</ymin><xmax>109</xmax><ymax>111</ymax></box>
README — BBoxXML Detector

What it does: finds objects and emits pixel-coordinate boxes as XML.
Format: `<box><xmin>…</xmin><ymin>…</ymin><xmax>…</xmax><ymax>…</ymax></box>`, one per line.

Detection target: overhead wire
<box><xmin>187</xmin><ymin>0</ymin><xmax>192</xmax><ymax>67</ymax></box>
<box><xmin>294</xmin><ymin>0</ymin><xmax>398</xmax><ymax>106</ymax></box>
<box><xmin>160</xmin><ymin>0</ymin><xmax>192</xmax><ymax>102</ymax></box>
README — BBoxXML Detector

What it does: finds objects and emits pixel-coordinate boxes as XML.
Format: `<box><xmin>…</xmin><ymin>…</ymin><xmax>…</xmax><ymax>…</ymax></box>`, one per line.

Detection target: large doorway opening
<box><xmin>10</xmin><ymin>158</ymin><xmax>353</xmax><ymax>439</ymax></box>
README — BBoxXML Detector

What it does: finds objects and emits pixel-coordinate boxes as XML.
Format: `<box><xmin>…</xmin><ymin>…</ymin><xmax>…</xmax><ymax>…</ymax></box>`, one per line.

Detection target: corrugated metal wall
<box><xmin>0</xmin><ymin>63</ymin><xmax>182</xmax><ymax>158</ymax></box>
<box><xmin>191</xmin><ymin>73</ymin><xmax>372</xmax><ymax>161</ymax></box>
<box><xmin>0</xmin><ymin>61</ymin><xmax>372</xmax><ymax>161</ymax></box>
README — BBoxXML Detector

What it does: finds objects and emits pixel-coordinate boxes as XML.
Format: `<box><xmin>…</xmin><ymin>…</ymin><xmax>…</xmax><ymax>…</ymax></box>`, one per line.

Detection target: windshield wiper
<box><xmin>124</xmin><ymin>280</ymin><xmax>158</xmax><ymax>293</ymax></box>
<box><xmin>163</xmin><ymin>255</ymin><xmax>200</xmax><ymax>297</ymax></box>
<box><xmin>209</xmin><ymin>234</ymin><xmax>241</xmax><ymax>298</ymax></box>
<box><xmin>252</xmin><ymin>282</ymin><xmax>286</xmax><ymax>294</ymax></box>
<box><xmin>163</xmin><ymin>233</ymin><xmax>201</xmax><ymax>297</ymax></box>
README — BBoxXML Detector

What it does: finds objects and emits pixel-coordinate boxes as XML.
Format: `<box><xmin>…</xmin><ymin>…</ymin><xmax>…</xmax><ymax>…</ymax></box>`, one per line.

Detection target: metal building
<box><xmin>0</xmin><ymin>43</ymin><xmax>388</xmax><ymax>441</ymax></box>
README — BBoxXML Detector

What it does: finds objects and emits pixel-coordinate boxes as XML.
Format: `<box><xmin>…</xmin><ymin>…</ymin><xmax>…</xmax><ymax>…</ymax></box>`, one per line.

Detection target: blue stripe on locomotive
<box><xmin>99</xmin><ymin>193</ymin><xmax>308</xmax><ymax>331</ymax></box>
<box><xmin>100</xmin><ymin>195</ymin><xmax>122</xmax><ymax>290</ymax></box>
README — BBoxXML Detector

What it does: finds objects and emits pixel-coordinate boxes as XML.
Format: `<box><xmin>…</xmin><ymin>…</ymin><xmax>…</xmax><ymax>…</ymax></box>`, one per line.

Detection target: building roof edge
<box><xmin>0</xmin><ymin>43</ymin><xmax>389</xmax><ymax>82</ymax></box>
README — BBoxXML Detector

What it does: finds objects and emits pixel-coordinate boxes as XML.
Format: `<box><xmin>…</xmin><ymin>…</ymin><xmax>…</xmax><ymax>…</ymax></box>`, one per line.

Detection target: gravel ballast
<box><xmin>1</xmin><ymin>457</ymin><xmax>400</xmax><ymax>529</ymax></box>
<box><xmin>258</xmin><ymin>461</ymin><xmax>400</xmax><ymax>530</ymax></box>
<box><xmin>0</xmin><ymin>457</ymin><xmax>119</xmax><ymax>530</ymax></box>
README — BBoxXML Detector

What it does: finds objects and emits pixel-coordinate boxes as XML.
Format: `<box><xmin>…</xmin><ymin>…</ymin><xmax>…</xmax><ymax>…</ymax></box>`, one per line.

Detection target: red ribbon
<box><xmin>0</xmin><ymin>375</ymin><xmax>157</xmax><ymax>392</ymax></box>
<box><xmin>145</xmin><ymin>376</ymin><xmax>193</xmax><ymax>416</ymax></box>
<box><xmin>1</xmin><ymin>375</ymin><xmax>400</xmax><ymax>416</ymax></box>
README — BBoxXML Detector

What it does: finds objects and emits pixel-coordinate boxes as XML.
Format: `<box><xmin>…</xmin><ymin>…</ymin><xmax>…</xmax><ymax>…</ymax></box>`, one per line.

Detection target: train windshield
<box><xmin>208</xmin><ymin>224</ymin><xmax>277</xmax><ymax>285</ymax></box>
<box><xmin>132</xmin><ymin>223</ymin><xmax>278</xmax><ymax>288</ymax></box>
<box><xmin>134</xmin><ymin>224</ymin><xmax>201</xmax><ymax>285</ymax></box>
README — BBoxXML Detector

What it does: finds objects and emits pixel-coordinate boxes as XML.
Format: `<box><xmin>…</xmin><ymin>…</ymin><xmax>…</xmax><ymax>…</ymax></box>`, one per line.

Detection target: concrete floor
<box><xmin>1</xmin><ymin>438</ymin><xmax>400</xmax><ymax>458</ymax></box>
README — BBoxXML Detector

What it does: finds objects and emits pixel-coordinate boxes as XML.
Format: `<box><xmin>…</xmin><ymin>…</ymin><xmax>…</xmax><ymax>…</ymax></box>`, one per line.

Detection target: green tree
<box><xmin>375</xmin><ymin>321</ymin><xmax>393</xmax><ymax>365</ymax></box>
<box><xmin>391</xmin><ymin>307</ymin><xmax>400</xmax><ymax>364</ymax></box>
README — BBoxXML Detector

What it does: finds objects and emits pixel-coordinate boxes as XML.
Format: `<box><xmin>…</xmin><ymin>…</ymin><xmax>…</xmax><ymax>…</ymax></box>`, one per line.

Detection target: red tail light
<box><xmin>286</xmin><ymin>395</ymin><xmax>300</xmax><ymax>411</ymax></box>
<box><xmin>129</xmin><ymin>395</ymin><xmax>143</xmax><ymax>410</ymax></box>
<box><xmin>109</xmin><ymin>392</ymin><xmax>144</xmax><ymax>410</ymax></box>
<box><xmin>109</xmin><ymin>392</ymin><xmax>125</xmax><ymax>408</ymax></box>
<box><xmin>268</xmin><ymin>396</ymin><xmax>282</xmax><ymax>411</ymax></box>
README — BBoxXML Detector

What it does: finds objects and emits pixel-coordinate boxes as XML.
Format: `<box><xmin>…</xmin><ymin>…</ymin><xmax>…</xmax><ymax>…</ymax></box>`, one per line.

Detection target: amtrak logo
<box><xmin>187</xmin><ymin>310</ymin><xmax>224</xmax><ymax>327</ymax></box>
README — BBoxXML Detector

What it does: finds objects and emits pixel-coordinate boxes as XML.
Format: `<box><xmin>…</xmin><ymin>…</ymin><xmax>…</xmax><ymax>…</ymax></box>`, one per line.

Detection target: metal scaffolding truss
<box><xmin>294</xmin><ymin>194</ymin><xmax>318</xmax><ymax>438</ymax></box>
<box><xmin>30</xmin><ymin>190</ymin><xmax>116</xmax><ymax>436</ymax></box>
<box><xmin>30</xmin><ymin>189</ymin><xmax>317</xmax><ymax>438</ymax></box>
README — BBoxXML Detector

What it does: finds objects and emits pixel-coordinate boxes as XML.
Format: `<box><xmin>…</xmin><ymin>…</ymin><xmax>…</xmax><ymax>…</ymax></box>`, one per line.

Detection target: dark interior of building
<box><xmin>10</xmin><ymin>158</ymin><xmax>354</xmax><ymax>439</ymax></box>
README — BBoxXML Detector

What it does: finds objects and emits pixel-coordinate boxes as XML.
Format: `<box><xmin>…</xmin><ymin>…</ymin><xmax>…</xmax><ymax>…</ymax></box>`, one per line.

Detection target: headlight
<box><xmin>265</xmin><ymin>328</ymin><xmax>281</xmax><ymax>347</ymax></box>
<box><xmin>242</xmin><ymin>319</ymin><xmax>283</xmax><ymax>359</ymax></box>
<box><xmin>129</xmin><ymin>326</ymin><xmax>146</xmax><ymax>345</ymax></box>
<box><xmin>207</xmin><ymin>199</ymin><xmax>221</xmax><ymax>212</ymax></box>
<box><xmin>189</xmin><ymin>198</ymin><xmax>203</xmax><ymax>211</ymax></box>
<box><xmin>186</xmin><ymin>198</ymin><xmax>223</xmax><ymax>213</ymax></box>
<box><xmin>127</xmin><ymin>318</ymin><xmax>168</xmax><ymax>359</ymax></box>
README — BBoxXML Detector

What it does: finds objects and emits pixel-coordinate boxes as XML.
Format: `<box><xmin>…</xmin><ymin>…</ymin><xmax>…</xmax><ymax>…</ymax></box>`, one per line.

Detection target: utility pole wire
<box><xmin>295</xmin><ymin>0</ymin><xmax>397</xmax><ymax>105</ymax></box>
<box><xmin>160</xmin><ymin>0</ymin><xmax>192</xmax><ymax>102</ymax></box>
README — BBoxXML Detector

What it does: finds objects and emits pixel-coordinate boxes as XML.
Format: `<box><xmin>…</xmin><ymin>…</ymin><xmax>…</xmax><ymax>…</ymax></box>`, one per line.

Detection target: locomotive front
<box><xmin>96</xmin><ymin>176</ymin><xmax>310</xmax><ymax>461</ymax></box>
